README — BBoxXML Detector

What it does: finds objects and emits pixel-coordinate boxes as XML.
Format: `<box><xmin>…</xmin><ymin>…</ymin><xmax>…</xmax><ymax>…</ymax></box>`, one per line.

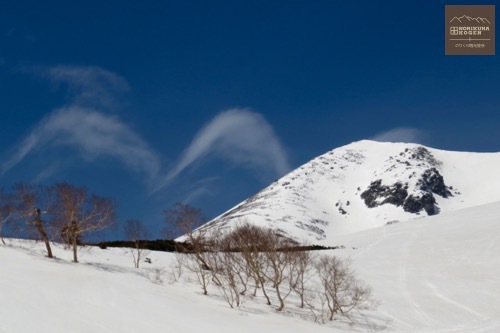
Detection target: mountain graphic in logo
<box><xmin>450</xmin><ymin>15</ymin><xmax>491</xmax><ymax>24</ymax></box>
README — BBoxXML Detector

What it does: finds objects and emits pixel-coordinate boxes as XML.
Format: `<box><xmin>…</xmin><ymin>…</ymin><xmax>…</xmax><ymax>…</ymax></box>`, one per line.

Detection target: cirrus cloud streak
<box><xmin>1</xmin><ymin>106</ymin><xmax>161</xmax><ymax>181</ymax></box>
<box><xmin>159</xmin><ymin>108</ymin><xmax>290</xmax><ymax>189</ymax></box>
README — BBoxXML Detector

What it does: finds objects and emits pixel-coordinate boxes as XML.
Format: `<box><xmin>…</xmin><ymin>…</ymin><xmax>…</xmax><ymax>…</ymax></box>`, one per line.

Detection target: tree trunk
<box><xmin>275</xmin><ymin>284</ymin><xmax>285</xmax><ymax>311</ymax></box>
<box><xmin>72</xmin><ymin>236</ymin><xmax>78</xmax><ymax>263</ymax></box>
<box><xmin>0</xmin><ymin>222</ymin><xmax>5</xmax><ymax>245</ymax></box>
<box><xmin>135</xmin><ymin>241</ymin><xmax>140</xmax><ymax>268</ymax></box>
<box><xmin>35</xmin><ymin>209</ymin><xmax>53</xmax><ymax>258</ymax></box>
<box><xmin>299</xmin><ymin>281</ymin><xmax>305</xmax><ymax>308</ymax></box>
<box><xmin>259</xmin><ymin>275</ymin><xmax>272</xmax><ymax>305</ymax></box>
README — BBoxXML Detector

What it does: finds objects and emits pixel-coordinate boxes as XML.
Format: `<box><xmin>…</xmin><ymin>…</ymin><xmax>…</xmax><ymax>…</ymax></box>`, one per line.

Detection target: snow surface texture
<box><xmin>196</xmin><ymin>140</ymin><xmax>500</xmax><ymax>244</ymax></box>
<box><xmin>1</xmin><ymin>201</ymin><xmax>500</xmax><ymax>332</ymax></box>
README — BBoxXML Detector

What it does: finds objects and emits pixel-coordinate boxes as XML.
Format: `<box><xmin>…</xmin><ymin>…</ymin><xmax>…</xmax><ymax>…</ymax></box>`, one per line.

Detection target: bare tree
<box><xmin>0</xmin><ymin>188</ymin><xmax>14</xmax><ymax>245</ymax></box>
<box><xmin>164</xmin><ymin>202</ymin><xmax>206</xmax><ymax>240</ymax></box>
<box><xmin>314</xmin><ymin>255</ymin><xmax>375</xmax><ymax>322</ymax></box>
<box><xmin>13</xmin><ymin>184</ymin><xmax>55</xmax><ymax>258</ymax></box>
<box><xmin>213</xmin><ymin>223</ymin><xmax>309</xmax><ymax>311</ymax></box>
<box><xmin>289</xmin><ymin>247</ymin><xmax>316</xmax><ymax>308</ymax></box>
<box><xmin>260</xmin><ymin>231</ymin><xmax>297</xmax><ymax>311</ymax></box>
<box><xmin>218</xmin><ymin>234</ymin><xmax>251</xmax><ymax>296</ymax></box>
<box><xmin>205</xmin><ymin>234</ymin><xmax>249</xmax><ymax>308</ymax></box>
<box><xmin>226</xmin><ymin>251</ymin><xmax>250</xmax><ymax>297</ymax></box>
<box><xmin>221</xmin><ymin>224</ymin><xmax>320</xmax><ymax>312</ymax></box>
<box><xmin>164</xmin><ymin>203</ymin><xmax>213</xmax><ymax>294</ymax></box>
<box><xmin>124</xmin><ymin>219</ymin><xmax>149</xmax><ymax>268</ymax></box>
<box><xmin>224</xmin><ymin>223</ymin><xmax>272</xmax><ymax>305</ymax></box>
<box><xmin>168</xmin><ymin>217</ymin><xmax>378</xmax><ymax>322</ymax></box>
<box><xmin>53</xmin><ymin>182</ymin><xmax>115</xmax><ymax>263</ymax></box>
<box><xmin>211</xmin><ymin>251</ymin><xmax>244</xmax><ymax>308</ymax></box>
<box><xmin>184</xmin><ymin>249</ymin><xmax>212</xmax><ymax>295</ymax></box>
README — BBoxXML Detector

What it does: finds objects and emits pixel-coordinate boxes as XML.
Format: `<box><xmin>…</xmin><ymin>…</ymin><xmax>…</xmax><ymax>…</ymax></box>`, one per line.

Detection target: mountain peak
<box><xmin>194</xmin><ymin>142</ymin><xmax>500</xmax><ymax>244</ymax></box>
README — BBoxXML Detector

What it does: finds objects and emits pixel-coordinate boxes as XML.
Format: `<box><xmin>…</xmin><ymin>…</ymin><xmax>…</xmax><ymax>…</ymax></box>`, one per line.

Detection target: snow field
<box><xmin>2</xmin><ymin>199</ymin><xmax>500</xmax><ymax>332</ymax></box>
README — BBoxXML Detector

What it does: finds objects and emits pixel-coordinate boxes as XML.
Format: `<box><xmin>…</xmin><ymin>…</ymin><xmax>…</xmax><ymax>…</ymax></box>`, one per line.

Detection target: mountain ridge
<box><xmin>191</xmin><ymin>140</ymin><xmax>500</xmax><ymax>244</ymax></box>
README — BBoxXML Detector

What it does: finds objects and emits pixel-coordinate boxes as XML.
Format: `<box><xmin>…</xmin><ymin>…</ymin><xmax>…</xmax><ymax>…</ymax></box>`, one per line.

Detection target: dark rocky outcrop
<box><xmin>381</xmin><ymin>183</ymin><xmax>408</xmax><ymax>206</ymax></box>
<box><xmin>404</xmin><ymin>146</ymin><xmax>442</xmax><ymax>167</ymax></box>
<box><xmin>418</xmin><ymin>168</ymin><xmax>452</xmax><ymax>198</ymax></box>
<box><xmin>361</xmin><ymin>180</ymin><xmax>408</xmax><ymax>208</ymax></box>
<box><xmin>360</xmin><ymin>166</ymin><xmax>453</xmax><ymax>216</ymax></box>
<box><xmin>403</xmin><ymin>193</ymin><xmax>437</xmax><ymax>215</ymax></box>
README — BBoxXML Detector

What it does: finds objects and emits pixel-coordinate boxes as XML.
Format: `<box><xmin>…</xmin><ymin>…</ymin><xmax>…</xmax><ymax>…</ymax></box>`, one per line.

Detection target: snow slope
<box><xmin>1</xmin><ymin>200</ymin><xmax>499</xmax><ymax>332</ymax></box>
<box><xmin>0</xmin><ymin>242</ymin><xmax>334</xmax><ymax>333</ymax></box>
<box><xmin>332</xmin><ymin>200</ymin><xmax>500</xmax><ymax>332</ymax></box>
<box><xmin>197</xmin><ymin>140</ymin><xmax>500</xmax><ymax>244</ymax></box>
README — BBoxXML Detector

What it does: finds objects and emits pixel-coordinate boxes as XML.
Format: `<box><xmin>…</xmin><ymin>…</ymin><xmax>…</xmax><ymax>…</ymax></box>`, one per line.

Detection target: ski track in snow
<box><xmin>425</xmin><ymin>282</ymin><xmax>488</xmax><ymax>321</ymax></box>
<box><xmin>331</xmin><ymin>201</ymin><xmax>500</xmax><ymax>333</ymax></box>
<box><xmin>397</xmin><ymin>222</ymin><xmax>439</xmax><ymax>328</ymax></box>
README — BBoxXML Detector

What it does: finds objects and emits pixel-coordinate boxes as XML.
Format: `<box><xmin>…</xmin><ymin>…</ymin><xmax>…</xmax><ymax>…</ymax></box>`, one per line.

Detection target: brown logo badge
<box><xmin>445</xmin><ymin>5</ymin><xmax>495</xmax><ymax>55</ymax></box>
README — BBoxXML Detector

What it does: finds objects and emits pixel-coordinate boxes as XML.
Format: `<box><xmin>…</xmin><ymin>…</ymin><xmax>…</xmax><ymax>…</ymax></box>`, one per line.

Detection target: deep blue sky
<box><xmin>1</xmin><ymin>1</ymin><xmax>499</xmax><ymax>238</ymax></box>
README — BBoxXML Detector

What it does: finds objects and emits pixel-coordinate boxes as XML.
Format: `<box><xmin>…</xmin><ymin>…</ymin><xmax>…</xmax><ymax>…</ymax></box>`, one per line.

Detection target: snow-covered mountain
<box><xmin>198</xmin><ymin>140</ymin><xmax>500</xmax><ymax>244</ymax></box>
<box><xmin>3</xmin><ymin>140</ymin><xmax>500</xmax><ymax>332</ymax></box>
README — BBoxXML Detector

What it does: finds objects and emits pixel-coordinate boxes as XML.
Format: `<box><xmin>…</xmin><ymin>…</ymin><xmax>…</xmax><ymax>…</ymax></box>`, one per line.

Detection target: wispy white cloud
<box><xmin>180</xmin><ymin>176</ymin><xmax>220</xmax><ymax>205</ymax></box>
<box><xmin>1</xmin><ymin>106</ymin><xmax>161</xmax><ymax>182</ymax></box>
<box><xmin>43</xmin><ymin>65</ymin><xmax>129</xmax><ymax>108</ymax></box>
<box><xmin>33</xmin><ymin>161</ymin><xmax>64</xmax><ymax>183</ymax></box>
<box><xmin>371</xmin><ymin>127</ymin><xmax>428</xmax><ymax>144</ymax></box>
<box><xmin>3</xmin><ymin>66</ymin><xmax>291</xmax><ymax>195</ymax></box>
<box><xmin>182</xmin><ymin>187</ymin><xmax>212</xmax><ymax>205</ymax></box>
<box><xmin>1</xmin><ymin>65</ymin><xmax>160</xmax><ymax>184</ymax></box>
<box><xmin>159</xmin><ymin>108</ymin><xmax>290</xmax><ymax>189</ymax></box>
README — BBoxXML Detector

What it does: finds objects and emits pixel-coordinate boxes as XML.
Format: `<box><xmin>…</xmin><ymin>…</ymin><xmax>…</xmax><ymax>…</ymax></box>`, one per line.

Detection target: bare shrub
<box><xmin>148</xmin><ymin>266</ymin><xmax>166</xmax><ymax>285</ymax></box>
<box><xmin>167</xmin><ymin>253</ymin><xmax>185</xmax><ymax>284</ymax></box>
<box><xmin>124</xmin><ymin>219</ymin><xmax>149</xmax><ymax>268</ymax></box>
<box><xmin>305</xmin><ymin>292</ymin><xmax>328</xmax><ymax>324</ymax></box>
<box><xmin>314</xmin><ymin>255</ymin><xmax>375</xmax><ymax>322</ymax></box>
<box><xmin>164</xmin><ymin>203</ymin><xmax>216</xmax><ymax>294</ymax></box>
<box><xmin>220</xmin><ymin>223</ymin><xmax>302</xmax><ymax>311</ymax></box>
<box><xmin>174</xmin><ymin>220</ymin><xmax>377</xmax><ymax>322</ymax></box>
<box><xmin>224</xmin><ymin>223</ymin><xmax>272</xmax><ymax>305</ymax></box>
<box><xmin>207</xmin><ymin>235</ymin><xmax>249</xmax><ymax>308</ymax></box>
<box><xmin>289</xmin><ymin>248</ymin><xmax>316</xmax><ymax>309</ymax></box>
<box><xmin>185</xmin><ymin>251</ymin><xmax>212</xmax><ymax>295</ymax></box>
<box><xmin>260</xmin><ymin>232</ymin><xmax>297</xmax><ymax>311</ymax></box>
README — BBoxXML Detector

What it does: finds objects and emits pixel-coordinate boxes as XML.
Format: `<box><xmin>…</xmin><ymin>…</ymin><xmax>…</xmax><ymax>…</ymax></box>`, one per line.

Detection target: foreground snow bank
<box><xmin>0</xmin><ymin>241</ymin><xmax>337</xmax><ymax>333</ymax></box>
<box><xmin>1</xmin><ymin>200</ymin><xmax>500</xmax><ymax>332</ymax></box>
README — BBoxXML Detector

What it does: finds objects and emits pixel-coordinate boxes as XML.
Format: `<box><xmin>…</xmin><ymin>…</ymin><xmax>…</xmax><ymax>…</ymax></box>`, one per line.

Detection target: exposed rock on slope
<box><xmin>361</xmin><ymin>180</ymin><xmax>409</xmax><ymax>208</ymax></box>
<box><xmin>360</xmin><ymin>166</ymin><xmax>452</xmax><ymax>216</ymax></box>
